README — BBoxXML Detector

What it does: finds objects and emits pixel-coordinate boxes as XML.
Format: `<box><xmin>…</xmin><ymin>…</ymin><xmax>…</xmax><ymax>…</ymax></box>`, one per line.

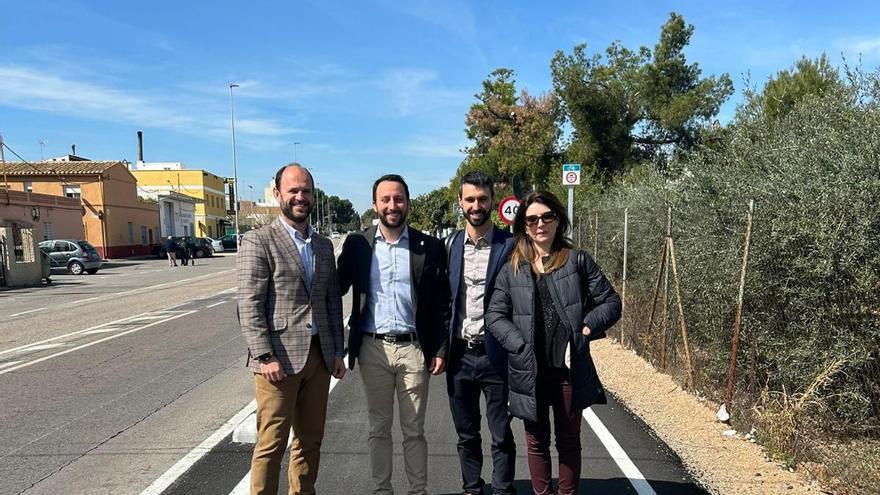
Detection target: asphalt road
<box><xmin>0</xmin><ymin>244</ymin><xmax>708</xmax><ymax>494</ymax></box>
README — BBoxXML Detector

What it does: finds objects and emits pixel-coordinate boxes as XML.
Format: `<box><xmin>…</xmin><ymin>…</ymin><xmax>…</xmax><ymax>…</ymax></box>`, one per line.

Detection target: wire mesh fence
<box><xmin>572</xmin><ymin>192</ymin><xmax>880</xmax><ymax>487</ymax></box>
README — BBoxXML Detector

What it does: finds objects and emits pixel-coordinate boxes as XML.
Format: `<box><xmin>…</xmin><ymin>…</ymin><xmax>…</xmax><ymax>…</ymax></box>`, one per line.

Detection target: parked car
<box><xmin>39</xmin><ymin>239</ymin><xmax>102</xmax><ymax>275</ymax></box>
<box><xmin>205</xmin><ymin>237</ymin><xmax>224</xmax><ymax>253</ymax></box>
<box><xmin>151</xmin><ymin>237</ymin><xmax>214</xmax><ymax>259</ymax></box>
<box><xmin>331</xmin><ymin>231</ymin><xmax>341</xmax><ymax>239</ymax></box>
<box><xmin>220</xmin><ymin>234</ymin><xmax>241</xmax><ymax>250</ymax></box>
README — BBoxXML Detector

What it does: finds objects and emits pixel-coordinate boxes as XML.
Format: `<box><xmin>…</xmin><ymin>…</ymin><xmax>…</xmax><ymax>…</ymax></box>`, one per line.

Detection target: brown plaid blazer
<box><xmin>237</xmin><ymin>219</ymin><xmax>344</xmax><ymax>375</ymax></box>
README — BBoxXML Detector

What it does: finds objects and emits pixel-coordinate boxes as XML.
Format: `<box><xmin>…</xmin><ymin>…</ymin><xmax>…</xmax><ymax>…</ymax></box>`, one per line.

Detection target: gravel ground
<box><xmin>591</xmin><ymin>339</ymin><xmax>826</xmax><ymax>495</ymax></box>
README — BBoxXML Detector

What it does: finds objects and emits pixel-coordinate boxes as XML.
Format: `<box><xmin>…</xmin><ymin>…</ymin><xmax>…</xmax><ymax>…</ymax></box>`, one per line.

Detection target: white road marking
<box><xmin>207</xmin><ymin>300</ymin><xmax>229</xmax><ymax>308</ymax></box>
<box><xmin>9</xmin><ymin>307</ymin><xmax>47</xmax><ymax>317</ymax></box>
<box><xmin>0</xmin><ymin>310</ymin><xmax>196</xmax><ymax>376</ymax></box>
<box><xmin>32</xmin><ymin>270</ymin><xmax>235</xmax><ymax>313</ymax></box>
<box><xmin>584</xmin><ymin>408</ymin><xmax>657</xmax><ymax>495</ymax></box>
<box><xmin>12</xmin><ymin>343</ymin><xmax>67</xmax><ymax>353</ymax></box>
<box><xmin>0</xmin><ymin>360</ymin><xmax>23</xmax><ymax>370</ymax></box>
<box><xmin>0</xmin><ymin>310</ymin><xmax>193</xmax><ymax>357</ymax></box>
<box><xmin>139</xmin><ymin>399</ymin><xmax>258</xmax><ymax>495</ymax></box>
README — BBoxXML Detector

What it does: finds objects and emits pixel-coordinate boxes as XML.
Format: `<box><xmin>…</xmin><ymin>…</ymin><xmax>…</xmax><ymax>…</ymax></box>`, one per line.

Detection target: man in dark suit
<box><xmin>445</xmin><ymin>172</ymin><xmax>516</xmax><ymax>494</ymax></box>
<box><xmin>238</xmin><ymin>163</ymin><xmax>346</xmax><ymax>495</ymax></box>
<box><xmin>338</xmin><ymin>174</ymin><xmax>449</xmax><ymax>495</ymax></box>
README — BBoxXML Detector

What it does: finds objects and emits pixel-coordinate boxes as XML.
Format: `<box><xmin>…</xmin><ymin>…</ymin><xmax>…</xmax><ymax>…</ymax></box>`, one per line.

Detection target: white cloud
<box><xmin>0</xmin><ymin>65</ymin><xmax>301</xmax><ymax>142</ymax></box>
<box><xmin>378</xmin><ymin>68</ymin><xmax>470</xmax><ymax>117</ymax></box>
<box><xmin>398</xmin><ymin>136</ymin><xmax>467</xmax><ymax>158</ymax></box>
<box><xmin>836</xmin><ymin>36</ymin><xmax>880</xmax><ymax>60</ymax></box>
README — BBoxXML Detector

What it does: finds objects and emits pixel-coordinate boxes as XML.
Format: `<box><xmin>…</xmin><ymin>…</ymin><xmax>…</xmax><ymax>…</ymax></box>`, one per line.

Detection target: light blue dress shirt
<box><xmin>280</xmin><ymin>218</ymin><xmax>317</xmax><ymax>336</ymax></box>
<box><xmin>363</xmin><ymin>226</ymin><xmax>416</xmax><ymax>335</ymax></box>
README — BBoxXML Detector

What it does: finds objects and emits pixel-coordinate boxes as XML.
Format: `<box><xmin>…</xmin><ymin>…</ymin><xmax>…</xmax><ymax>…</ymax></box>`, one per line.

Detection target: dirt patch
<box><xmin>592</xmin><ymin>338</ymin><xmax>826</xmax><ymax>495</ymax></box>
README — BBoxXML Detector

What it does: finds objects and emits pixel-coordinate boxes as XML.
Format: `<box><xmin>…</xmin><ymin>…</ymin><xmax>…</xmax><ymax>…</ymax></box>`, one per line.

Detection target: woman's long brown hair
<box><xmin>509</xmin><ymin>190</ymin><xmax>573</xmax><ymax>275</ymax></box>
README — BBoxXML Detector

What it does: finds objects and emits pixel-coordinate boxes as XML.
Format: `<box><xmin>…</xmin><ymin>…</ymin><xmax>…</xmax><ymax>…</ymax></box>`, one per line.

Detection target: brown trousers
<box><xmin>250</xmin><ymin>338</ymin><xmax>331</xmax><ymax>495</ymax></box>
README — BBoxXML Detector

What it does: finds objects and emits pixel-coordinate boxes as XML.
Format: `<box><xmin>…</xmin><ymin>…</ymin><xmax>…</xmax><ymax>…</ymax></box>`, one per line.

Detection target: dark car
<box><xmin>152</xmin><ymin>236</ymin><xmax>214</xmax><ymax>259</ymax></box>
<box><xmin>220</xmin><ymin>234</ymin><xmax>242</xmax><ymax>250</ymax></box>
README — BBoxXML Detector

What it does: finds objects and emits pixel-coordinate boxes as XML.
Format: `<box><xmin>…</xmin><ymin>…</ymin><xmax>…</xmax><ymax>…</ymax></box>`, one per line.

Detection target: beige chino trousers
<box><xmin>359</xmin><ymin>336</ymin><xmax>430</xmax><ymax>495</ymax></box>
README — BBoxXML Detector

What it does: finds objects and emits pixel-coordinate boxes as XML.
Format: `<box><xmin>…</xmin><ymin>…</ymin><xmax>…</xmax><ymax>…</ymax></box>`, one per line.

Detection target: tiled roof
<box><xmin>0</xmin><ymin>160</ymin><xmax>125</xmax><ymax>176</ymax></box>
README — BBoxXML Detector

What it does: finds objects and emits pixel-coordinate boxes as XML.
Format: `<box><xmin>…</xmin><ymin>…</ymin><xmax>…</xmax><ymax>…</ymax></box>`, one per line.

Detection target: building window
<box><xmin>11</xmin><ymin>223</ymin><xmax>35</xmax><ymax>263</ymax></box>
<box><xmin>43</xmin><ymin>222</ymin><xmax>54</xmax><ymax>240</ymax></box>
<box><xmin>141</xmin><ymin>225</ymin><xmax>148</xmax><ymax>245</ymax></box>
<box><xmin>63</xmin><ymin>185</ymin><xmax>81</xmax><ymax>198</ymax></box>
<box><xmin>208</xmin><ymin>225</ymin><xmax>213</xmax><ymax>237</ymax></box>
<box><xmin>128</xmin><ymin>222</ymin><xmax>134</xmax><ymax>243</ymax></box>
<box><xmin>24</xmin><ymin>181</ymin><xmax>33</xmax><ymax>193</ymax></box>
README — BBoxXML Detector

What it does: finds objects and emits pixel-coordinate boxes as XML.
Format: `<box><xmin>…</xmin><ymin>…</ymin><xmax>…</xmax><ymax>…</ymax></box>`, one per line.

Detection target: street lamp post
<box><xmin>294</xmin><ymin>141</ymin><xmax>300</xmax><ymax>163</ymax></box>
<box><xmin>229</xmin><ymin>83</ymin><xmax>240</xmax><ymax>247</ymax></box>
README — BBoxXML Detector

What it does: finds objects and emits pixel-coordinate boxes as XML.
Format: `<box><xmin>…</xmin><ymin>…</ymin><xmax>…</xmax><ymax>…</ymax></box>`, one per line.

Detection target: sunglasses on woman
<box><xmin>524</xmin><ymin>211</ymin><xmax>558</xmax><ymax>226</ymax></box>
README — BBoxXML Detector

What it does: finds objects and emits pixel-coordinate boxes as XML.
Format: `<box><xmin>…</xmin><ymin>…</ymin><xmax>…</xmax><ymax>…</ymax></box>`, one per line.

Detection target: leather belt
<box><xmin>457</xmin><ymin>338</ymin><xmax>486</xmax><ymax>355</ymax></box>
<box><xmin>365</xmin><ymin>332</ymin><xmax>418</xmax><ymax>344</ymax></box>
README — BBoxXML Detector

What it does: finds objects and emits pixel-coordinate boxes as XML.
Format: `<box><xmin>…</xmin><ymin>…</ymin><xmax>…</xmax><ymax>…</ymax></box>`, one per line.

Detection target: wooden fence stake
<box><xmin>645</xmin><ymin>235</ymin><xmax>669</xmax><ymax>359</ymax></box>
<box><xmin>724</xmin><ymin>200</ymin><xmax>755</xmax><ymax>413</ymax></box>
<box><xmin>667</xmin><ymin>236</ymin><xmax>694</xmax><ymax>388</ymax></box>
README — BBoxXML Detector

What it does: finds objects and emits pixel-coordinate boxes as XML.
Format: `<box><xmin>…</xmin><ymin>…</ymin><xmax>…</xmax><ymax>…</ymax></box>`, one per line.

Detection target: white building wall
<box><xmin>157</xmin><ymin>196</ymin><xmax>196</xmax><ymax>237</ymax></box>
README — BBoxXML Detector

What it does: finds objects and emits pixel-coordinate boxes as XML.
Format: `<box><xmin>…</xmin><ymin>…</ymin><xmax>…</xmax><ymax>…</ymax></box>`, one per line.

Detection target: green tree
<box><xmin>746</xmin><ymin>54</ymin><xmax>841</xmax><ymax>123</ymax></box>
<box><xmin>409</xmin><ymin>186</ymin><xmax>456</xmax><ymax>236</ymax></box>
<box><xmin>550</xmin><ymin>12</ymin><xmax>734</xmax><ymax>176</ymax></box>
<box><xmin>360</xmin><ymin>207</ymin><xmax>377</xmax><ymax>229</ymax></box>
<box><xmin>326</xmin><ymin>195</ymin><xmax>358</xmax><ymax>232</ymax></box>
<box><xmin>459</xmin><ymin>68</ymin><xmax>562</xmax><ymax>197</ymax></box>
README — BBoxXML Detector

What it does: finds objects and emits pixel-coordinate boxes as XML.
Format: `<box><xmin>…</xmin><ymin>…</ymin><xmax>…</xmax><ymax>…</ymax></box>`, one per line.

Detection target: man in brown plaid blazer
<box><xmin>238</xmin><ymin>163</ymin><xmax>346</xmax><ymax>495</ymax></box>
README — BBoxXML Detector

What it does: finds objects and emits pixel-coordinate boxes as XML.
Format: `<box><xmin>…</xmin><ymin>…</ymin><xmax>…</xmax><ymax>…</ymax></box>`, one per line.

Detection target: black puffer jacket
<box><xmin>486</xmin><ymin>250</ymin><xmax>622</xmax><ymax>422</ymax></box>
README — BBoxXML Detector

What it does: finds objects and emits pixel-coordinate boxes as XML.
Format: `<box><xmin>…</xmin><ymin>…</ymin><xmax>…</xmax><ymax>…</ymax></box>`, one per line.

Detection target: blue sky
<box><xmin>2</xmin><ymin>1</ymin><xmax>879</xmax><ymax>212</ymax></box>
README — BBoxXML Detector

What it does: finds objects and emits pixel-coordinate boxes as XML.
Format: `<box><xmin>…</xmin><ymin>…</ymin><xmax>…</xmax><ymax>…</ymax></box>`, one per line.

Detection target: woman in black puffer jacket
<box><xmin>486</xmin><ymin>190</ymin><xmax>621</xmax><ymax>495</ymax></box>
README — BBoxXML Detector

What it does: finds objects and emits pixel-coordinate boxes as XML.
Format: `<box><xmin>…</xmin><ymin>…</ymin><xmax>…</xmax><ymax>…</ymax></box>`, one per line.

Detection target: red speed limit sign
<box><xmin>498</xmin><ymin>195</ymin><xmax>520</xmax><ymax>225</ymax></box>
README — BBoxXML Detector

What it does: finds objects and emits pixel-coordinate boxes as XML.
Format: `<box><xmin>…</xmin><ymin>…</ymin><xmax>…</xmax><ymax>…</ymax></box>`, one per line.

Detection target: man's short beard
<box><xmin>281</xmin><ymin>201</ymin><xmax>312</xmax><ymax>224</ymax></box>
<box><xmin>466</xmin><ymin>210</ymin><xmax>489</xmax><ymax>227</ymax></box>
<box><xmin>379</xmin><ymin>211</ymin><xmax>406</xmax><ymax>229</ymax></box>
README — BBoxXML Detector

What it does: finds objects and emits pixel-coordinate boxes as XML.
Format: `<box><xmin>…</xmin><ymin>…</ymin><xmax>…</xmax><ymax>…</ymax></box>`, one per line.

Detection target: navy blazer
<box><xmin>338</xmin><ymin>225</ymin><xmax>450</xmax><ymax>370</ymax></box>
<box><xmin>446</xmin><ymin>226</ymin><xmax>514</xmax><ymax>374</ymax></box>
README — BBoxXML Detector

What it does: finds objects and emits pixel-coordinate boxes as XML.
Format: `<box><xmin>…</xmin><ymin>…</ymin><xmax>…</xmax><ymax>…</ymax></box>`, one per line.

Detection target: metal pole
<box><xmin>567</xmin><ymin>186</ymin><xmax>574</xmax><ymax>234</ymax></box>
<box><xmin>0</xmin><ymin>134</ymin><xmax>8</xmax><ymax>197</ymax></box>
<box><xmin>622</xmin><ymin>208</ymin><xmax>628</xmax><ymax>313</ymax></box>
<box><xmin>593</xmin><ymin>211</ymin><xmax>599</xmax><ymax>260</ymax></box>
<box><xmin>724</xmin><ymin>199</ymin><xmax>755</xmax><ymax>414</ymax></box>
<box><xmin>229</xmin><ymin>83</ymin><xmax>240</xmax><ymax>246</ymax></box>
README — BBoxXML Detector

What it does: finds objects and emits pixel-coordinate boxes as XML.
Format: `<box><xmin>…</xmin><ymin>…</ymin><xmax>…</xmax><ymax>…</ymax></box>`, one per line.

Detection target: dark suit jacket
<box><xmin>446</xmin><ymin>226</ymin><xmax>514</xmax><ymax>374</ymax></box>
<box><xmin>338</xmin><ymin>225</ymin><xmax>450</xmax><ymax>370</ymax></box>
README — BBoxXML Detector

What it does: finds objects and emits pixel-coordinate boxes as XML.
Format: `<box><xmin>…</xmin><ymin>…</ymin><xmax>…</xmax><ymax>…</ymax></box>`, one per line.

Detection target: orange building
<box><xmin>0</xmin><ymin>159</ymin><xmax>160</xmax><ymax>258</ymax></box>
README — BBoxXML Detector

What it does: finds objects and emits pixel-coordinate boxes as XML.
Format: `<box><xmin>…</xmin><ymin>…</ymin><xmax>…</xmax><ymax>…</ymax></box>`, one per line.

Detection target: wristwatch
<box><xmin>256</xmin><ymin>352</ymin><xmax>273</xmax><ymax>363</ymax></box>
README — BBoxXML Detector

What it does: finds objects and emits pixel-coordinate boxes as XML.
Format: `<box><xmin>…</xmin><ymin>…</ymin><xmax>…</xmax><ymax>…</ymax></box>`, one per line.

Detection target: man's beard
<box><xmin>379</xmin><ymin>209</ymin><xmax>406</xmax><ymax>229</ymax></box>
<box><xmin>465</xmin><ymin>209</ymin><xmax>489</xmax><ymax>227</ymax></box>
<box><xmin>281</xmin><ymin>200</ymin><xmax>312</xmax><ymax>224</ymax></box>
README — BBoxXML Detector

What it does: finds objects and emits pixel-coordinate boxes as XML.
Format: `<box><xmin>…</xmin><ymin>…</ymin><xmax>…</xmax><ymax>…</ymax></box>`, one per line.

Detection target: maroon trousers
<box><xmin>522</xmin><ymin>369</ymin><xmax>583</xmax><ymax>495</ymax></box>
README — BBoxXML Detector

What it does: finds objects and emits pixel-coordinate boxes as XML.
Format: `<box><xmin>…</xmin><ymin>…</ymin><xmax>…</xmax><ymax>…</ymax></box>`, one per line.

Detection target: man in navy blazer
<box><xmin>444</xmin><ymin>172</ymin><xmax>516</xmax><ymax>494</ymax></box>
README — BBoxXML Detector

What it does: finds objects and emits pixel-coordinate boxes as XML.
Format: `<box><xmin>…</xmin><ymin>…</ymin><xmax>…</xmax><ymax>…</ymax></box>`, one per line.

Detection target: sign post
<box><xmin>498</xmin><ymin>195</ymin><xmax>520</xmax><ymax>228</ymax></box>
<box><xmin>562</xmin><ymin>164</ymin><xmax>581</xmax><ymax>227</ymax></box>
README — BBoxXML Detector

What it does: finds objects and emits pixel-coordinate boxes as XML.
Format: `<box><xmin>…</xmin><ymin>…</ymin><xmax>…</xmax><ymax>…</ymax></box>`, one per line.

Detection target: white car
<box><xmin>331</xmin><ymin>232</ymin><xmax>341</xmax><ymax>239</ymax></box>
<box><xmin>206</xmin><ymin>237</ymin><xmax>224</xmax><ymax>253</ymax></box>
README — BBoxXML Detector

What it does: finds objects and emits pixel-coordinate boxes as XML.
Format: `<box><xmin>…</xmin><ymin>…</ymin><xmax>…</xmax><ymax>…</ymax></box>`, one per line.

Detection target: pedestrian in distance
<box><xmin>237</xmin><ymin>163</ymin><xmax>346</xmax><ymax>495</ymax></box>
<box><xmin>486</xmin><ymin>190</ymin><xmax>622</xmax><ymax>495</ymax></box>
<box><xmin>337</xmin><ymin>174</ymin><xmax>450</xmax><ymax>495</ymax></box>
<box><xmin>443</xmin><ymin>172</ymin><xmax>517</xmax><ymax>495</ymax></box>
<box><xmin>179</xmin><ymin>238</ymin><xmax>190</xmax><ymax>266</ymax></box>
<box><xmin>185</xmin><ymin>236</ymin><xmax>196</xmax><ymax>266</ymax></box>
<box><xmin>165</xmin><ymin>236</ymin><xmax>177</xmax><ymax>267</ymax></box>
